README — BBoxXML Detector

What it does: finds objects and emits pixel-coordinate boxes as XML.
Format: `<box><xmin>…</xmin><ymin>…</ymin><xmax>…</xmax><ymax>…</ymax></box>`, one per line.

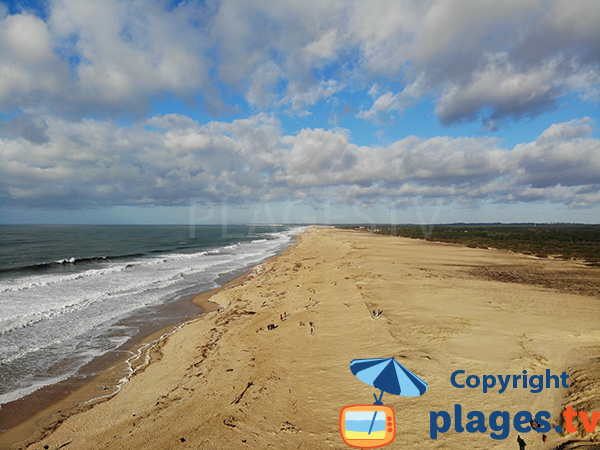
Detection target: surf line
<box><xmin>83</xmin><ymin>299</ymin><xmax>225</xmax><ymax>405</ymax></box>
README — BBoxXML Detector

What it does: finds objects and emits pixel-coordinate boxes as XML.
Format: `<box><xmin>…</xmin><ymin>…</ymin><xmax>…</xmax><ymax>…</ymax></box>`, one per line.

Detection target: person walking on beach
<box><xmin>517</xmin><ymin>435</ymin><xmax>526</xmax><ymax>450</ymax></box>
<box><xmin>530</xmin><ymin>418</ymin><xmax>540</xmax><ymax>431</ymax></box>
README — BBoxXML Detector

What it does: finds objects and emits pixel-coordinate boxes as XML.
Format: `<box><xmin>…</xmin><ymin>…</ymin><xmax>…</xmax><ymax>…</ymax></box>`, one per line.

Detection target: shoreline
<box><xmin>0</xmin><ymin>239</ymin><xmax>296</xmax><ymax>449</ymax></box>
<box><xmin>3</xmin><ymin>227</ymin><xmax>599</xmax><ymax>449</ymax></box>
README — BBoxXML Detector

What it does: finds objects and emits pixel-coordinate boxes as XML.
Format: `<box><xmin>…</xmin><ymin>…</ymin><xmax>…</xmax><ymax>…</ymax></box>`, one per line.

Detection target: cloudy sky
<box><xmin>1</xmin><ymin>0</ymin><xmax>599</xmax><ymax>224</ymax></box>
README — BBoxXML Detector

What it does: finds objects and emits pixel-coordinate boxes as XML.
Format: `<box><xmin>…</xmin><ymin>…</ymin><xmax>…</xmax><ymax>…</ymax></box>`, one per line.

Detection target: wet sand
<box><xmin>2</xmin><ymin>227</ymin><xmax>599</xmax><ymax>450</ymax></box>
<box><xmin>0</xmin><ymin>267</ymin><xmax>254</xmax><ymax>448</ymax></box>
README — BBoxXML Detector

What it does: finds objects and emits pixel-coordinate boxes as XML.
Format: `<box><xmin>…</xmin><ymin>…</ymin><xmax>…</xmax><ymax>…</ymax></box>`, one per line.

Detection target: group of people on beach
<box><xmin>266</xmin><ymin>312</ymin><xmax>289</xmax><ymax>330</ymax></box>
<box><xmin>516</xmin><ymin>419</ymin><xmax>548</xmax><ymax>449</ymax></box>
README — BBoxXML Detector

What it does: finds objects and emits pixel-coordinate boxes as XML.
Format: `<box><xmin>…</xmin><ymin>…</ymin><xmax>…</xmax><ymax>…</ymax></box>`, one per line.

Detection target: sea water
<box><xmin>0</xmin><ymin>225</ymin><xmax>302</xmax><ymax>408</ymax></box>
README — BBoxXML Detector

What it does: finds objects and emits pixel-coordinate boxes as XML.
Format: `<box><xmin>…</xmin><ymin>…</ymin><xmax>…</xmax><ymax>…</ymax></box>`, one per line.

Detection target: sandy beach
<box><xmin>2</xmin><ymin>227</ymin><xmax>599</xmax><ymax>450</ymax></box>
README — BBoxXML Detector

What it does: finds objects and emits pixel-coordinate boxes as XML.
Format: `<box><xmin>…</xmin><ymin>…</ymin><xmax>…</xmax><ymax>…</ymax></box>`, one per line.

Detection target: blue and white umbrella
<box><xmin>350</xmin><ymin>357</ymin><xmax>428</xmax><ymax>401</ymax></box>
<box><xmin>350</xmin><ymin>357</ymin><xmax>428</xmax><ymax>435</ymax></box>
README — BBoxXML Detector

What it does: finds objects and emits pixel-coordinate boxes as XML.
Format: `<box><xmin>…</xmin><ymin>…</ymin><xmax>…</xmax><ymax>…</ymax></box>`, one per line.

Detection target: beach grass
<box><xmin>342</xmin><ymin>224</ymin><xmax>600</xmax><ymax>264</ymax></box>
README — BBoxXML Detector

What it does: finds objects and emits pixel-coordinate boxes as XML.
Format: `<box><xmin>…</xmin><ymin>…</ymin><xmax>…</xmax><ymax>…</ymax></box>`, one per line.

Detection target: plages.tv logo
<box><xmin>430</xmin><ymin>369</ymin><xmax>600</xmax><ymax>442</ymax></box>
<box><xmin>340</xmin><ymin>357</ymin><xmax>428</xmax><ymax>449</ymax></box>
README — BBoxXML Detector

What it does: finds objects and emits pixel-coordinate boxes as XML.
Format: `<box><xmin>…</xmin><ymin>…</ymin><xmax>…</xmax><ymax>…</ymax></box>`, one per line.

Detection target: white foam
<box><xmin>0</xmin><ymin>227</ymin><xmax>305</xmax><ymax>406</ymax></box>
<box><xmin>0</xmin><ymin>374</ymin><xmax>75</xmax><ymax>406</ymax></box>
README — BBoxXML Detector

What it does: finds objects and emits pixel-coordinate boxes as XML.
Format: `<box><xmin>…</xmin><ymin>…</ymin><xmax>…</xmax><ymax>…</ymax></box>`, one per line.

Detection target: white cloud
<box><xmin>346</xmin><ymin>0</ymin><xmax>421</xmax><ymax>75</ymax></box>
<box><xmin>2</xmin><ymin>0</ymin><xmax>598</xmax><ymax>225</ymax></box>
<box><xmin>247</xmin><ymin>62</ymin><xmax>283</xmax><ymax>108</ymax></box>
<box><xmin>513</xmin><ymin>119</ymin><xmax>600</xmax><ymax>188</ymax></box>
<box><xmin>0</xmin><ymin>12</ymin><xmax>69</xmax><ymax>110</ymax></box>
<box><xmin>4</xmin><ymin>13</ymin><xmax>53</xmax><ymax>63</ymax></box>
<box><xmin>2</xmin><ymin>113</ymin><xmax>597</xmax><ymax>209</ymax></box>
<box><xmin>145</xmin><ymin>114</ymin><xmax>199</xmax><ymax>130</ymax></box>
<box><xmin>303</xmin><ymin>29</ymin><xmax>340</xmax><ymax>60</ymax></box>
<box><xmin>536</xmin><ymin>117</ymin><xmax>594</xmax><ymax>143</ymax></box>
<box><xmin>435</xmin><ymin>53</ymin><xmax>562</xmax><ymax>125</ymax></box>
<box><xmin>0</xmin><ymin>1</ymin><xmax>598</xmax><ymax>125</ymax></box>
<box><xmin>354</xmin><ymin>0</ymin><xmax>600</xmax><ymax>126</ymax></box>
<box><xmin>358</xmin><ymin>91</ymin><xmax>400</xmax><ymax>122</ymax></box>
<box><xmin>285</xmin><ymin>79</ymin><xmax>342</xmax><ymax>113</ymax></box>
<box><xmin>0</xmin><ymin>0</ymin><xmax>213</xmax><ymax>114</ymax></box>
<box><xmin>359</xmin><ymin>75</ymin><xmax>426</xmax><ymax>122</ymax></box>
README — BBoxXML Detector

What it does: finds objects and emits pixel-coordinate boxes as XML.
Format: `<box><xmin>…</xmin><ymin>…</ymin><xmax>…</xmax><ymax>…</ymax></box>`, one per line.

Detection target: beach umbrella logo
<box><xmin>339</xmin><ymin>357</ymin><xmax>428</xmax><ymax>449</ymax></box>
<box><xmin>350</xmin><ymin>357</ymin><xmax>428</xmax><ymax>401</ymax></box>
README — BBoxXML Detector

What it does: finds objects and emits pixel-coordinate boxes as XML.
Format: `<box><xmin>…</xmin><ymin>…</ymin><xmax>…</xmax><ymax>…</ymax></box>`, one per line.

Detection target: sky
<box><xmin>0</xmin><ymin>0</ymin><xmax>599</xmax><ymax>225</ymax></box>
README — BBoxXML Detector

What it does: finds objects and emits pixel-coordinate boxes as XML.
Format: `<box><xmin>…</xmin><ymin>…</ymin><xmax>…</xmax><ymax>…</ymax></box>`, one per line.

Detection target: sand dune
<box><xmin>4</xmin><ymin>227</ymin><xmax>599</xmax><ymax>449</ymax></box>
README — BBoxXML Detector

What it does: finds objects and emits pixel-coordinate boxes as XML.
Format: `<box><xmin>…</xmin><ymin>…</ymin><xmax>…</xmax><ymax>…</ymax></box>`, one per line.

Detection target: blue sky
<box><xmin>0</xmin><ymin>0</ymin><xmax>599</xmax><ymax>224</ymax></box>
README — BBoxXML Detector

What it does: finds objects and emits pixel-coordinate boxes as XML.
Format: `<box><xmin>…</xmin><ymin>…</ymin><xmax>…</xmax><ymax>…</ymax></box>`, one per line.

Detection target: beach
<box><xmin>2</xmin><ymin>227</ymin><xmax>599</xmax><ymax>449</ymax></box>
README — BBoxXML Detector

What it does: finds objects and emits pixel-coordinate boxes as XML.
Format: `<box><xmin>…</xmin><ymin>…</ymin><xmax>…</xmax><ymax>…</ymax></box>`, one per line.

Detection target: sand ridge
<box><xmin>5</xmin><ymin>227</ymin><xmax>600</xmax><ymax>449</ymax></box>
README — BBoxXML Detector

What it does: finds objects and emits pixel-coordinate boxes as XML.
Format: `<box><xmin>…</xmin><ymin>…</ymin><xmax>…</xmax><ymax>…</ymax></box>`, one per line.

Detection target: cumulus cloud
<box><xmin>207</xmin><ymin>0</ymin><xmax>600</xmax><ymax>127</ymax></box>
<box><xmin>513</xmin><ymin>119</ymin><xmax>600</xmax><ymax>188</ymax></box>
<box><xmin>435</xmin><ymin>53</ymin><xmax>563</xmax><ymax>126</ymax></box>
<box><xmin>1</xmin><ymin>114</ymin><xmax>598</xmax><ymax>209</ymax></box>
<box><xmin>1</xmin><ymin>1</ymin><xmax>598</xmax><ymax>219</ymax></box>
<box><xmin>353</xmin><ymin>0</ymin><xmax>600</xmax><ymax>126</ymax></box>
<box><xmin>285</xmin><ymin>80</ymin><xmax>343</xmax><ymax>114</ymax></box>
<box><xmin>0</xmin><ymin>0</ymin><xmax>598</xmax><ymax>125</ymax></box>
<box><xmin>357</xmin><ymin>76</ymin><xmax>425</xmax><ymax>123</ymax></box>
<box><xmin>0</xmin><ymin>0</ymin><xmax>213</xmax><ymax>115</ymax></box>
<box><xmin>536</xmin><ymin>117</ymin><xmax>594</xmax><ymax>143</ymax></box>
<box><xmin>0</xmin><ymin>12</ymin><xmax>70</xmax><ymax>111</ymax></box>
<box><xmin>0</xmin><ymin>113</ymin><xmax>50</xmax><ymax>144</ymax></box>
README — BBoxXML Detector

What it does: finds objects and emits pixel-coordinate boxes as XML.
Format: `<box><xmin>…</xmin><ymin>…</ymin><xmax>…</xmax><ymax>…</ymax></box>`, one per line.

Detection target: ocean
<box><xmin>0</xmin><ymin>224</ymin><xmax>302</xmax><ymax>410</ymax></box>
